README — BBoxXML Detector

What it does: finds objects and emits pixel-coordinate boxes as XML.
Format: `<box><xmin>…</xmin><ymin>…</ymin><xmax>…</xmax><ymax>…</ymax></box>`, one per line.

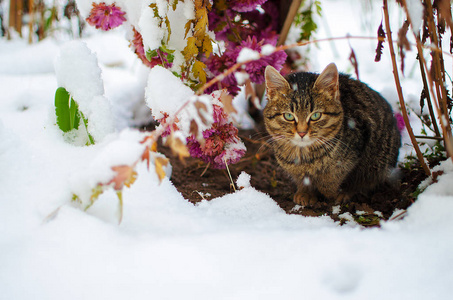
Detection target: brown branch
<box><xmin>424</xmin><ymin>0</ymin><xmax>449</xmax><ymax>119</ymax></box>
<box><xmin>414</xmin><ymin>135</ymin><xmax>445</xmax><ymax>141</ymax></box>
<box><xmin>400</xmin><ymin>0</ymin><xmax>453</xmax><ymax>163</ymax></box>
<box><xmin>383</xmin><ymin>0</ymin><xmax>431</xmax><ymax>176</ymax></box>
<box><xmin>416</xmin><ymin>42</ymin><xmax>441</xmax><ymax>137</ymax></box>
<box><xmin>28</xmin><ymin>0</ymin><xmax>34</xmax><ymax>44</ymax></box>
<box><xmin>277</xmin><ymin>0</ymin><xmax>303</xmax><ymax>46</ymax></box>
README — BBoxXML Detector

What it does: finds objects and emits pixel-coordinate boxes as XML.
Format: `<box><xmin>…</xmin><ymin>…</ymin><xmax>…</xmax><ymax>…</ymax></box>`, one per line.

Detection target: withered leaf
<box><xmin>397</xmin><ymin>20</ymin><xmax>411</xmax><ymax>74</ymax></box>
<box><xmin>219</xmin><ymin>89</ymin><xmax>237</xmax><ymax>115</ymax></box>
<box><xmin>165</xmin><ymin>133</ymin><xmax>190</xmax><ymax>161</ymax></box>
<box><xmin>190</xmin><ymin>119</ymin><xmax>199</xmax><ymax>137</ymax></box>
<box><xmin>111</xmin><ymin>165</ymin><xmax>137</xmax><ymax>190</ymax></box>
<box><xmin>193</xmin><ymin>100</ymin><xmax>209</xmax><ymax>125</ymax></box>
<box><xmin>155</xmin><ymin>156</ymin><xmax>169</xmax><ymax>183</ymax></box>
<box><xmin>375</xmin><ymin>22</ymin><xmax>386</xmax><ymax>62</ymax></box>
<box><xmin>348</xmin><ymin>47</ymin><xmax>359</xmax><ymax>80</ymax></box>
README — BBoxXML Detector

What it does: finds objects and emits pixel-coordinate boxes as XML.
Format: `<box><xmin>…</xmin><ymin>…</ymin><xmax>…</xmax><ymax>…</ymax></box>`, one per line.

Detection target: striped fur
<box><xmin>264</xmin><ymin>63</ymin><xmax>401</xmax><ymax>206</ymax></box>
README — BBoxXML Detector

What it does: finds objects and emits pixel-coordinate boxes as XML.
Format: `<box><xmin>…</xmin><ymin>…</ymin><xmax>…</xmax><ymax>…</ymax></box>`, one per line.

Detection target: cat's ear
<box><xmin>265</xmin><ymin>66</ymin><xmax>290</xmax><ymax>94</ymax></box>
<box><xmin>314</xmin><ymin>63</ymin><xmax>339</xmax><ymax>100</ymax></box>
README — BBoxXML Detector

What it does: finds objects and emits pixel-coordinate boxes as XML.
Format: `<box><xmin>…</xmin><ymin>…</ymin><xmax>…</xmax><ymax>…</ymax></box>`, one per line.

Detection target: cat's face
<box><xmin>264</xmin><ymin>64</ymin><xmax>343</xmax><ymax>149</ymax></box>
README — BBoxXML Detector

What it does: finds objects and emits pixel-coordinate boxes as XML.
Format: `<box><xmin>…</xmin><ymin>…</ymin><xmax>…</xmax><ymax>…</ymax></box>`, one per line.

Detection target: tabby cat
<box><xmin>264</xmin><ymin>63</ymin><xmax>401</xmax><ymax>206</ymax></box>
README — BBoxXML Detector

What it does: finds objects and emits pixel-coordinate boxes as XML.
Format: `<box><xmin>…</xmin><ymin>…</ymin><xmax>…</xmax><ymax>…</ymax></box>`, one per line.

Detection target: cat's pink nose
<box><xmin>298</xmin><ymin>131</ymin><xmax>307</xmax><ymax>138</ymax></box>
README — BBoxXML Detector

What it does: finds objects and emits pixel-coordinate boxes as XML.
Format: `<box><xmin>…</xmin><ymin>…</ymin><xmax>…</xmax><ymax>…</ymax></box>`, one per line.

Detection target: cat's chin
<box><xmin>290</xmin><ymin>137</ymin><xmax>315</xmax><ymax>147</ymax></box>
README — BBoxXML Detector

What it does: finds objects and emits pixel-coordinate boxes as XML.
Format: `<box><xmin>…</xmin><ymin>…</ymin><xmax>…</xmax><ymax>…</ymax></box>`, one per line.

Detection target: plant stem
<box><xmin>400</xmin><ymin>0</ymin><xmax>453</xmax><ymax>163</ymax></box>
<box><xmin>414</xmin><ymin>135</ymin><xmax>444</xmax><ymax>141</ymax></box>
<box><xmin>382</xmin><ymin>0</ymin><xmax>431</xmax><ymax>176</ymax></box>
<box><xmin>224</xmin><ymin>156</ymin><xmax>236</xmax><ymax>192</ymax></box>
<box><xmin>415</xmin><ymin>42</ymin><xmax>441</xmax><ymax>137</ymax></box>
<box><xmin>277</xmin><ymin>0</ymin><xmax>303</xmax><ymax>46</ymax></box>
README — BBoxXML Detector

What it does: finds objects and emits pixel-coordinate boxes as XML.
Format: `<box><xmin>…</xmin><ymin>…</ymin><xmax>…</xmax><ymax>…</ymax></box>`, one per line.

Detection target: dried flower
<box><xmin>187</xmin><ymin>103</ymin><xmax>245</xmax><ymax>169</ymax></box>
<box><xmin>86</xmin><ymin>2</ymin><xmax>126</xmax><ymax>31</ymax></box>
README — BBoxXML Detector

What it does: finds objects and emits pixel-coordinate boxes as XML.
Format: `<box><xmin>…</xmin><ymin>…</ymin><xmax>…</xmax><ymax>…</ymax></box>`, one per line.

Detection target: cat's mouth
<box><xmin>290</xmin><ymin>134</ymin><xmax>315</xmax><ymax>147</ymax></box>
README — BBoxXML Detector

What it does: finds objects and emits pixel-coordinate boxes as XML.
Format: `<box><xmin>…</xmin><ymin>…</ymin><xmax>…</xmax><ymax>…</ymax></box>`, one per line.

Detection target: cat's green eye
<box><xmin>283</xmin><ymin>113</ymin><xmax>295</xmax><ymax>121</ymax></box>
<box><xmin>310</xmin><ymin>112</ymin><xmax>322</xmax><ymax>121</ymax></box>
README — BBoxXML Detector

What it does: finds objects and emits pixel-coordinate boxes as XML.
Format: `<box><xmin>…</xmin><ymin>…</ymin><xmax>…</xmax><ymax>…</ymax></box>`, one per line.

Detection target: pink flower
<box><xmin>230</xmin><ymin>0</ymin><xmax>268</xmax><ymax>12</ymax></box>
<box><xmin>86</xmin><ymin>2</ymin><xmax>126</xmax><ymax>31</ymax></box>
<box><xmin>394</xmin><ymin>112</ymin><xmax>406</xmax><ymax>133</ymax></box>
<box><xmin>186</xmin><ymin>103</ymin><xmax>246</xmax><ymax>169</ymax></box>
<box><xmin>235</xmin><ymin>36</ymin><xmax>287</xmax><ymax>84</ymax></box>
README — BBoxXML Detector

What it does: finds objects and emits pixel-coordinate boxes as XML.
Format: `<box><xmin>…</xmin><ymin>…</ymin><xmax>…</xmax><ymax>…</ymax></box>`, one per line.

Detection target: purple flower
<box><xmin>235</xmin><ymin>36</ymin><xmax>287</xmax><ymax>84</ymax></box>
<box><xmin>208</xmin><ymin>1</ymin><xmax>279</xmax><ymax>43</ymax></box>
<box><xmin>395</xmin><ymin>112</ymin><xmax>406</xmax><ymax>133</ymax></box>
<box><xmin>86</xmin><ymin>2</ymin><xmax>126</xmax><ymax>31</ymax></box>
<box><xmin>230</xmin><ymin>0</ymin><xmax>268</xmax><ymax>12</ymax></box>
<box><xmin>186</xmin><ymin>103</ymin><xmax>246</xmax><ymax>169</ymax></box>
<box><xmin>205</xmin><ymin>50</ymin><xmax>241</xmax><ymax>95</ymax></box>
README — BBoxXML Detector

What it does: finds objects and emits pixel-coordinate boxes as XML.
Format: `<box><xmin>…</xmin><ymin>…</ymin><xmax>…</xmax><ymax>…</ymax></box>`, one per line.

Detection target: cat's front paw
<box><xmin>293</xmin><ymin>191</ymin><xmax>317</xmax><ymax>207</ymax></box>
<box><xmin>335</xmin><ymin>193</ymin><xmax>351</xmax><ymax>205</ymax></box>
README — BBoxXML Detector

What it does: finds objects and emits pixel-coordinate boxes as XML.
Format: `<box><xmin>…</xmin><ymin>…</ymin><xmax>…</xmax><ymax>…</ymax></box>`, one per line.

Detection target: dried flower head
<box><xmin>86</xmin><ymin>2</ymin><xmax>126</xmax><ymax>31</ymax></box>
<box><xmin>187</xmin><ymin>102</ymin><xmax>245</xmax><ymax>169</ymax></box>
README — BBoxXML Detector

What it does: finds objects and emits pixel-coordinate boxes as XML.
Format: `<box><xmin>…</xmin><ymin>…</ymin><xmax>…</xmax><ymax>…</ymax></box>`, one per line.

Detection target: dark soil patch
<box><xmin>153</xmin><ymin>126</ymin><xmax>433</xmax><ymax>227</ymax></box>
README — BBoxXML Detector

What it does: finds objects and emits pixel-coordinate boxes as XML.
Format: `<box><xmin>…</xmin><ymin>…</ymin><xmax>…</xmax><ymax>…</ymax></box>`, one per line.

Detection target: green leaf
<box><xmin>69</xmin><ymin>97</ymin><xmax>80</xmax><ymax>131</ymax></box>
<box><xmin>146</xmin><ymin>49</ymin><xmax>158</xmax><ymax>61</ymax></box>
<box><xmin>80</xmin><ymin>110</ymin><xmax>95</xmax><ymax>145</ymax></box>
<box><xmin>55</xmin><ymin>87</ymin><xmax>80</xmax><ymax>132</ymax></box>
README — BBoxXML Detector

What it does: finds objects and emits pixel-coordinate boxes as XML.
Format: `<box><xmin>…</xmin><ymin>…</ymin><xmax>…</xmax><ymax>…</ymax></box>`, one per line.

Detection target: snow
<box><xmin>236</xmin><ymin>171</ymin><xmax>251</xmax><ymax>189</ymax></box>
<box><xmin>261</xmin><ymin>44</ymin><xmax>276</xmax><ymax>56</ymax></box>
<box><xmin>237</xmin><ymin>47</ymin><xmax>261</xmax><ymax>63</ymax></box>
<box><xmin>406</xmin><ymin>0</ymin><xmax>424</xmax><ymax>32</ymax></box>
<box><xmin>145</xmin><ymin>65</ymin><xmax>194</xmax><ymax>119</ymax></box>
<box><xmin>1</xmin><ymin>0</ymin><xmax>453</xmax><ymax>299</ymax></box>
<box><xmin>138</xmin><ymin>5</ymin><xmax>165</xmax><ymax>51</ymax></box>
<box><xmin>54</xmin><ymin>40</ymin><xmax>115</xmax><ymax>142</ymax></box>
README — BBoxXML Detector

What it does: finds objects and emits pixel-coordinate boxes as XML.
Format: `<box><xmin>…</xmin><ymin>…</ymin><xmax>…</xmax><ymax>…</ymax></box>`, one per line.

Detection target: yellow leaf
<box><xmin>155</xmin><ymin>157</ymin><xmax>169</xmax><ymax>183</ymax></box>
<box><xmin>151</xmin><ymin>141</ymin><xmax>158</xmax><ymax>152</ymax></box>
<box><xmin>192</xmin><ymin>60</ymin><xmax>207</xmax><ymax>84</ymax></box>
<box><xmin>171</xmin><ymin>0</ymin><xmax>179</xmax><ymax>11</ymax></box>
<box><xmin>184</xmin><ymin>20</ymin><xmax>192</xmax><ymax>38</ymax></box>
<box><xmin>183</xmin><ymin>36</ymin><xmax>198</xmax><ymax>61</ymax></box>
<box><xmin>164</xmin><ymin>17</ymin><xmax>171</xmax><ymax>43</ymax></box>
<box><xmin>194</xmin><ymin>8</ymin><xmax>208</xmax><ymax>36</ymax></box>
<box><xmin>202</xmin><ymin>35</ymin><xmax>213</xmax><ymax>58</ymax></box>
<box><xmin>89</xmin><ymin>185</ymin><xmax>105</xmax><ymax>205</ymax></box>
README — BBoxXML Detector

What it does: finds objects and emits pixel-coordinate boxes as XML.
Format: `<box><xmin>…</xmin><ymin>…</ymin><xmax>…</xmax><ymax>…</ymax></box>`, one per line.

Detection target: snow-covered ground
<box><xmin>1</xmin><ymin>1</ymin><xmax>453</xmax><ymax>299</ymax></box>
